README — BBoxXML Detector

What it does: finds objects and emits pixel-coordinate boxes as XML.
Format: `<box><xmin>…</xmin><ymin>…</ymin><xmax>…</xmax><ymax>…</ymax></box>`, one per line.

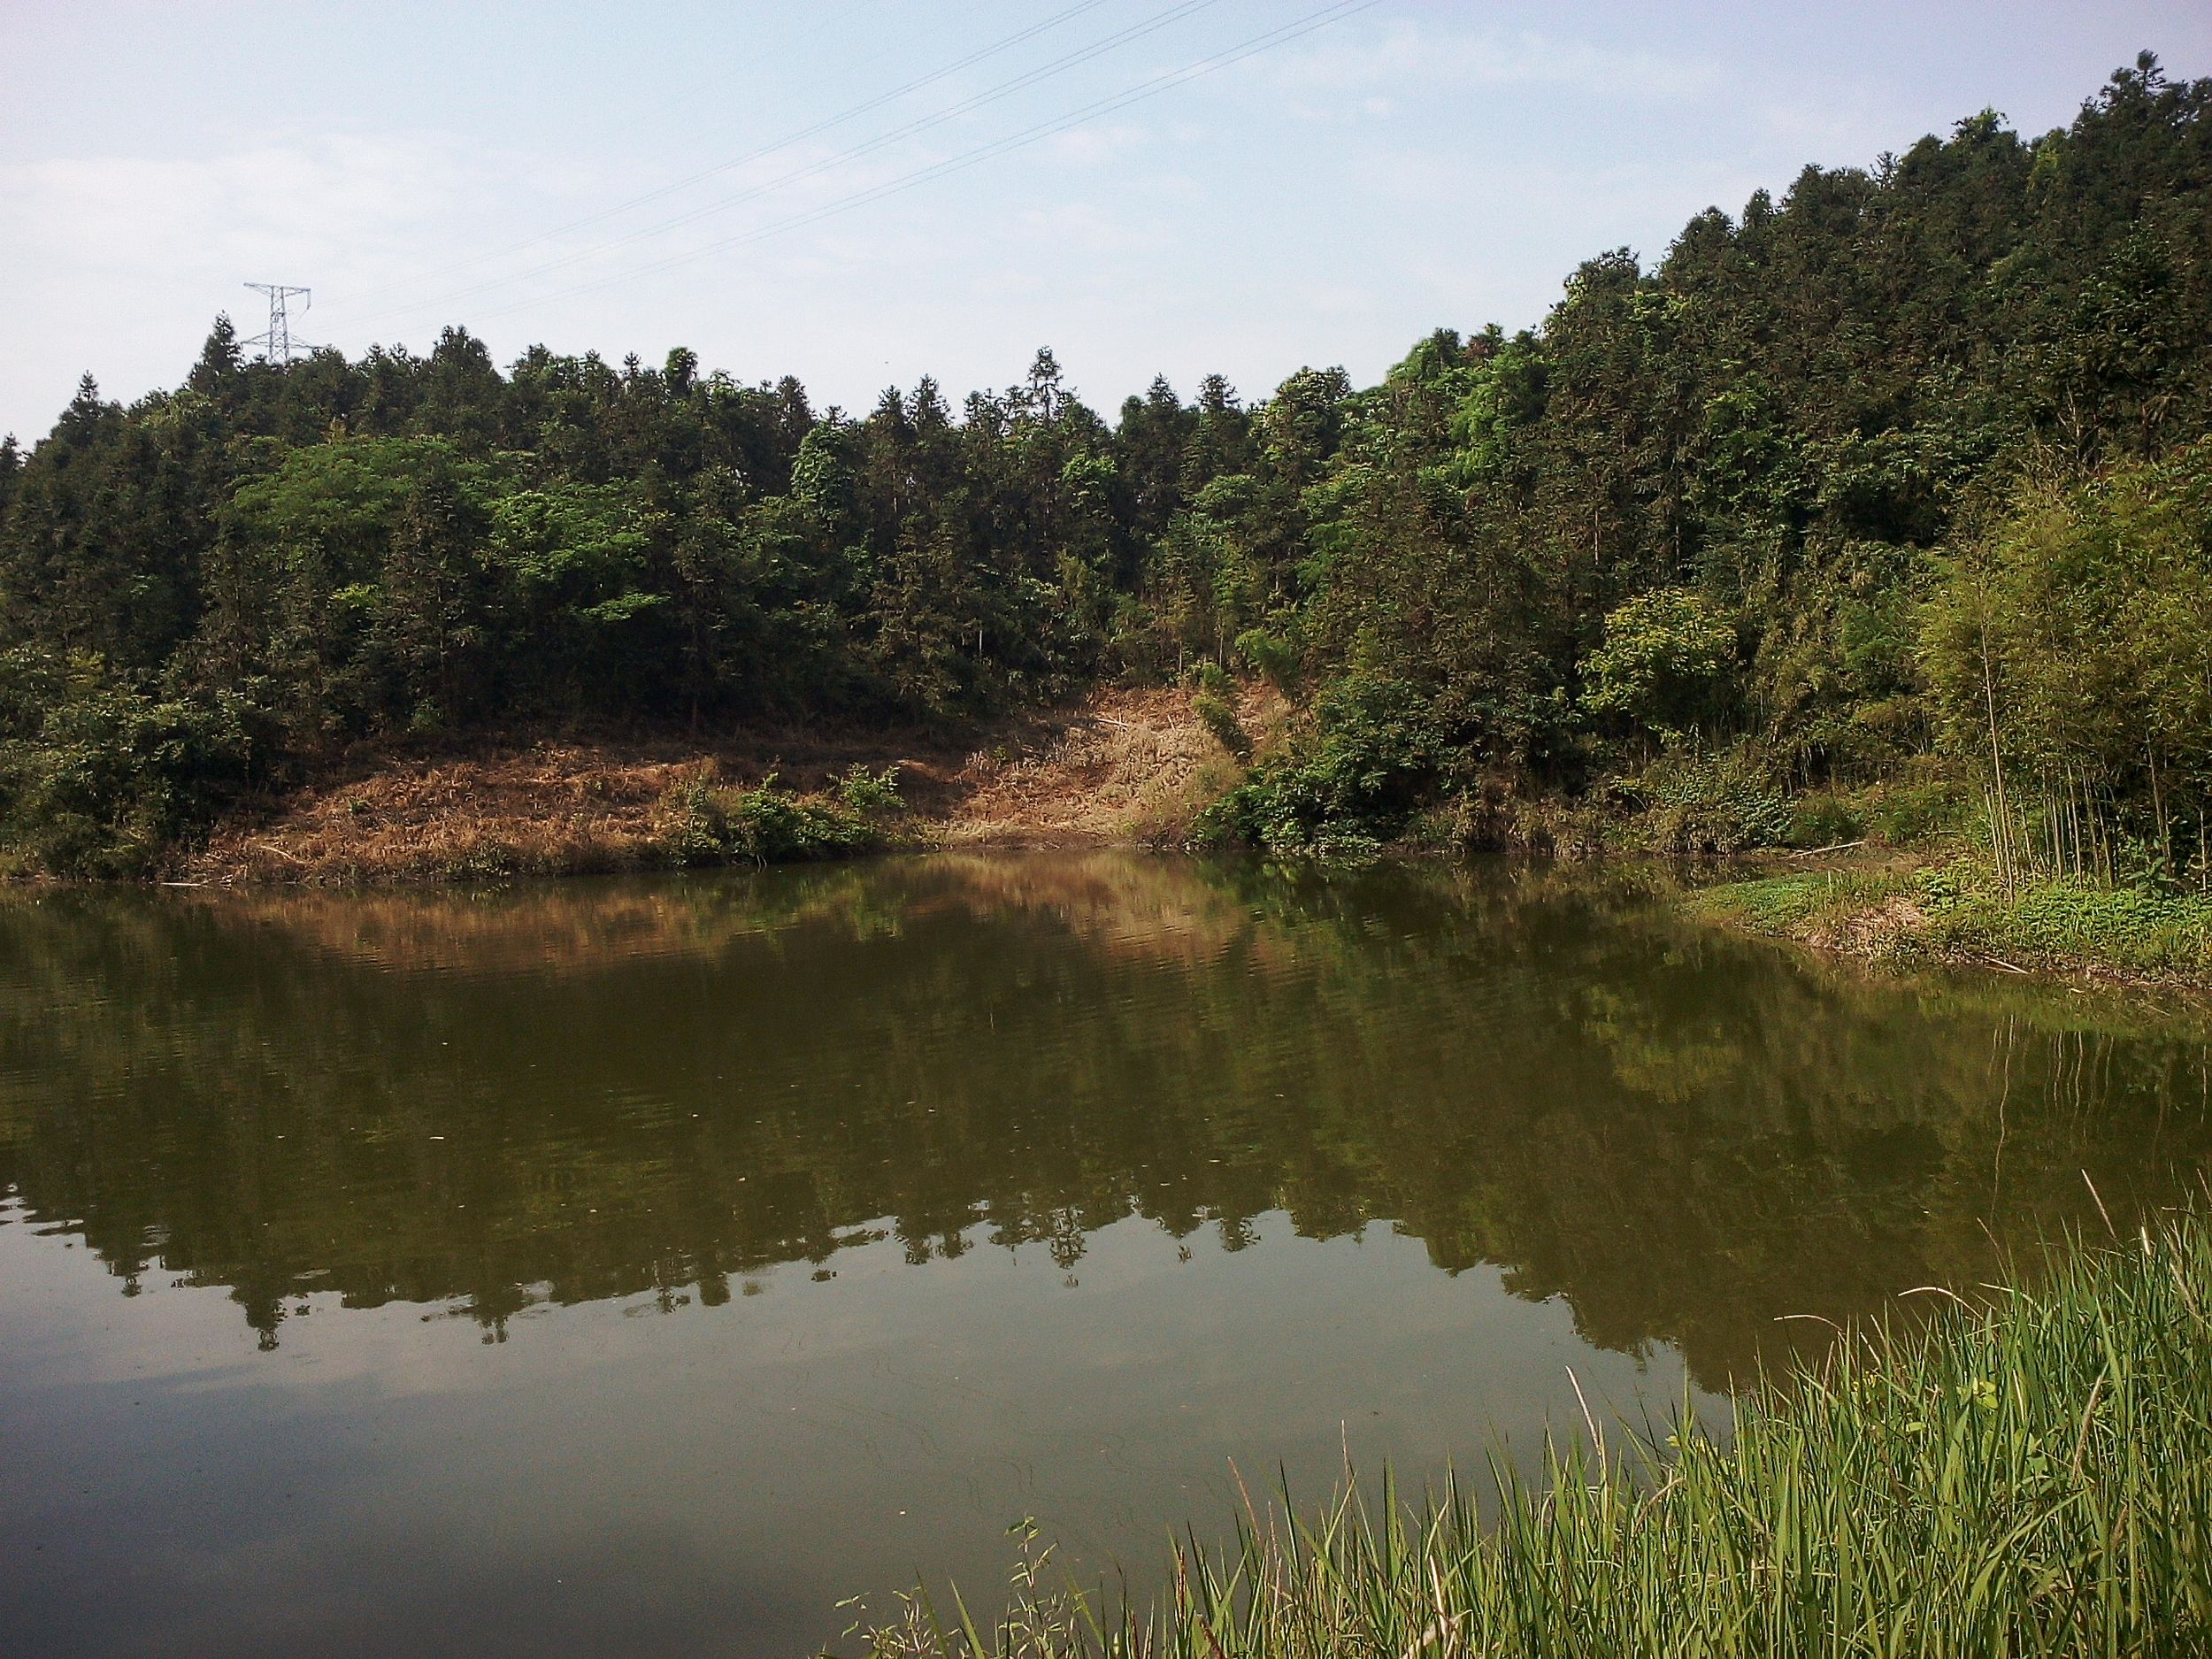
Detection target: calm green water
<box><xmin>4</xmin><ymin>852</ymin><xmax>2209</xmax><ymax>1657</ymax></box>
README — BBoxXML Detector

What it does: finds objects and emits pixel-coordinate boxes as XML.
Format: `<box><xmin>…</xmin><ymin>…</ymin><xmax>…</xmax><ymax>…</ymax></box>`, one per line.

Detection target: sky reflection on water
<box><xmin>3</xmin><ymin>853</ymin><xmax>2208</xmax><ymax>1657</ymax></box>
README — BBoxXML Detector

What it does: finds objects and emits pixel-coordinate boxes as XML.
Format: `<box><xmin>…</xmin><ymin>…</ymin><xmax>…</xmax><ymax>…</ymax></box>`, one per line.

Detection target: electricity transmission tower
<box><xmin>243</xmin><ymin>283</ymin><xmax>319</xmax><ymax>364</ymax></box>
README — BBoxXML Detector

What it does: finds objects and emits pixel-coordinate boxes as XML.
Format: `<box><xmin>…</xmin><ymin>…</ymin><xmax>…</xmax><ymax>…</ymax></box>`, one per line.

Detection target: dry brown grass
<box><xmin>180</xmin><ymin>685</ymin><xmax>1269</xmax><ymax>886</ymax></box>
<box><xmin>1801</xmin><ymin>892</ymin><xmax>1932</xmax><ymax>956</ymax></box>
<box><xmin>937</xmin><ymin>682</ymin><xmax>1279</xmax><ymax>849</ymax></box>
<box><xmin>187</xmin><ymin>746</ymin><xmax>704</xmax><ymax>885</ymax></box>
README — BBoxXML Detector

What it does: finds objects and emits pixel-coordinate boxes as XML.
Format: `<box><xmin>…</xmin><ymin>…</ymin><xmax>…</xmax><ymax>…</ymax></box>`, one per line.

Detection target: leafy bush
<box><xmin>1629</xmin><ymin>744</ymin><xmax>1793</xmax><ymax>853</ymax></box>
<box><xmin>1863</xmin><ymin>776</ymin><xmax>1969</xmax><ymax>846</ymax></box>
<box><xmin>1196</xmin><ymin>673</ymin><xmax>1441</xmax><ymax>855</ymax></box>
<box><xmin>835</xmin><ymin>764</ymin><xmax>904</xmax><ymax>816</ymax></box>
<box><xmin>1232</xmin><ymin>627</ymin><xmax>1300</xmax><ymax>690</ymax></box>
<box><xmin>1787</xmin><ymin>792</ymin><xmax>1864</xmax><ymax>849</ymax></box>
<box><xmin>1182</xmin><ymin>660</ymin><xmax>1253</xmax><ymax>761</ymax></box>
<box><xmin>1192</xmin><ymin>691</ymin><xmax>1250</xmax><ymax>760</ymax></box>
<box><xmin>0</xmin><ymin>650</ymin><xmax>259</xmax><ymax>878</ymax></box>
<box><xmin>1581</xmin><ymin>588</ymin><xmax>1739</xmax><ymax>744</ymax></box>
<box><xmin>661</xmin><ymin>764</ymin><xmax>902</xmax><ymax>865</ymax></box>
<box><xmin>1187</xmin><ymin>659</ymin><xmax>1233</xmax><ymax>696</ymax></box>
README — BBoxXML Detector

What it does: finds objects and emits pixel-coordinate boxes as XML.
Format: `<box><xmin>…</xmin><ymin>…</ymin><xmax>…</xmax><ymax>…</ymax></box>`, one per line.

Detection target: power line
<box><xmin>342</xmin><ymin>0</ymin><xmax>1226</xmax><ymax>330</ymax></box>
<box><xmin>455</xmin><ymin>0</ymin><xmax>1384</xmax><ymax>332</ymax></box>
<box><xmin>348</xmin><ymin>0</ymin><xmax>1217</xmax><ymax>328</ymax></box>
<box><xmin>338</xmin><ymin>0</ymin><xmax>1100</xmax><ymax>311</ymax></box>
<box><xmin>242</xmin><ymin>283</ymin><xmax>319</xmax><ymax>364</ymax></box>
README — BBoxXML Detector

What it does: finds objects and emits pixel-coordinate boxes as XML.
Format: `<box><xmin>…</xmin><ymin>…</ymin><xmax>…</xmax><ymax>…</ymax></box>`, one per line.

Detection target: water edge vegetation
<box><xmin>851</xmin><ymin>1207</ymin><xmax>2212</xmax><ymax>1659</ymax></box>
<box><xmin>1688</xmin><ymin>858</ymin><xmax>2212</xmax><ymax>987</ymax></box>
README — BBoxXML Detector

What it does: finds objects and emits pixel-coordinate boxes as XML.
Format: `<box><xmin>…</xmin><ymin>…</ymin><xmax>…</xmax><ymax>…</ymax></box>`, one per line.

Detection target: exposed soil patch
<box><xmin>181</xmin><ymin>685</ymin><xmax>1270</xmax><ymax>886</ymax></box>
<box><xmin>934</xmin><ymin>683</ymin><xmax>1281</xmax><ymax>849</ymax></box>
<box><xmin>188</xmin><ymin>746</ymin><xmax>711</xmax><ymax>886</ymax></box>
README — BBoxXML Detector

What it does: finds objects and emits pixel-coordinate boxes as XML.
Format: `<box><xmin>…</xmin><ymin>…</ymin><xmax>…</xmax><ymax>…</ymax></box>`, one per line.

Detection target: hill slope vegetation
<box><xmin>3</xmin><ymin>57</ymin><xmax>2209</xmax><ymax>882</ymax></box>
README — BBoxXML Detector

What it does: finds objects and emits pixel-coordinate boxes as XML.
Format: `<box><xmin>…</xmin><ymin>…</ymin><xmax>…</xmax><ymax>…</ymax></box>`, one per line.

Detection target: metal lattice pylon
<box><xmin>243</xmin><ymin>283</ymin><xmax>319</xmax><ymax>364</ymax></box>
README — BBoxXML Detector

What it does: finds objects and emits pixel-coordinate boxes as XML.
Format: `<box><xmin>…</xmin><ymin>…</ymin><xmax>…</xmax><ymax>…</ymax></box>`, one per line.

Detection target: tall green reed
<box><xmin>849</xmin><ymin>1210</ymin><xmax>2212</xmax><ymax>1659</ymax></box>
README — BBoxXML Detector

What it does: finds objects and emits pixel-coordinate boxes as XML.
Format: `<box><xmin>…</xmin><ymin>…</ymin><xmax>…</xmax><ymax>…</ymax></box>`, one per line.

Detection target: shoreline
<box><xmin>1682</xmin><ymin>856</ymin><xmax>2212</xmax><ymax>995</ymax></box>
<box><xmin>126</xmin><ymin>684</ymin><xmax>1258</xmax><ymax>889</ymax></box>
<box><xmin>854</xmin><ymin>1212</ymin><xmax>2212</xmax><ymax>1656</ymax></box>
<box><xmin>22</xmin><ymin>699</ymin><xmax>2212</xmax><ymax>1005</ymax></box>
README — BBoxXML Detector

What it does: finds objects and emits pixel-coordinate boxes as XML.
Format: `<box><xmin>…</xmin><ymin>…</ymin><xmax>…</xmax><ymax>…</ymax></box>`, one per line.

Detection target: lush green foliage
<box><xmin>859</xmin><ymin>1213</ymin><xmax>2212</xmax><ymax>1658</ymax></box>
<box><xmin>1196</xmin><ymin>672</ymin><xmax>1444</xmax><ymax>855</ymax></box>
<box><xmin>0</xmin><ymin>649</ymin><xmax>258</xmax><ymax>877</ymax></box>
<box><xmin>661</xmin><ymin>764</ymin><xmax>905</xmax><ymax>864</ymax></box>
<box><xmin>1923</xmin><ymin>442</ymin><xmax>2212</xmax><ymax>887</ymax></box>
<box><xmin>3</xmin><ymin>58</ymin><xmax>2210</xmax><ymax>873</ymax></box>
<box><xmin>1696</xmin><ymin>858</ymin><xmax>2212</xmax><ymax>978</ymax></box>
<box><xmin>1580</xmin><ymin>588</ymin><xmax>1739</xmax><ymax>745</ymax></box>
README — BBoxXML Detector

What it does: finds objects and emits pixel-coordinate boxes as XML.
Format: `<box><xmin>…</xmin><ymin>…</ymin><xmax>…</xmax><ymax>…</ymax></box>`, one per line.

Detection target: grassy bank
<box><xmin>854</xmin><ymin>1211</ymin><xmax>2212</xmax><ymax>1658</ymax></box>
<box><xmin>1688</xmin><ymin>859</ymin><xmax>2212</xmax><ymax>987</ymax></box>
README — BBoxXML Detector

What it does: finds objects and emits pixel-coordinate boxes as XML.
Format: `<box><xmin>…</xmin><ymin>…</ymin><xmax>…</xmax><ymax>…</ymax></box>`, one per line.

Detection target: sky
<box><xmin>4</xmin><ymin>1</ymin><xmax>2209</xmax><ymax>443</ymax></box>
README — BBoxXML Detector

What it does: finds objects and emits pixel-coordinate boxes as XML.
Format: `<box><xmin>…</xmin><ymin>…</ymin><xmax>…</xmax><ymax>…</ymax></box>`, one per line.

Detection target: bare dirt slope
<box><xmin>183</xmin><ymin>685</ymin><xmax>1279</xmax><ymax>885</ymax></box>
<box><xmin>926</xmin><ymin>683</ymin><xmax>1279</xmax><ymax>848</ymax></box>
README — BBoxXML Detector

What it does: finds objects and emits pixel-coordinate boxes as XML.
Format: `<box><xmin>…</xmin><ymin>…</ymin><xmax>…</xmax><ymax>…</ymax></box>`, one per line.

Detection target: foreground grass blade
<box><xmin>847</xmin><ymin>1213</ymin><xmax>2212</xmax><ymax>1659</ymax></box>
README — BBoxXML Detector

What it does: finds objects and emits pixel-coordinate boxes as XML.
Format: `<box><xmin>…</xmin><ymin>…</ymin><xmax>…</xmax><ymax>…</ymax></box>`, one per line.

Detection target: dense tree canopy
<box><xmin>3</xmin><ymin>57</ymin><xmax>2210</xmax><ymax>875</ymax></box>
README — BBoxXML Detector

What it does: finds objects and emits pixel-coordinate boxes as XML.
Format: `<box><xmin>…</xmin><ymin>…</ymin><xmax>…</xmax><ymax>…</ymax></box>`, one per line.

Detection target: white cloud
<box><xmin>1009</xmin><ymin>199</ymin><xmax>1173</xmax><ymax>257</ymax></box>
<box><xmin>1266</xmin><ymin>19</ymin><xmax>1724</xmax><ymax>104</ymax></box>
<box><xmin>1046</xmin><ymin>122</ymin><xmax>1151</xmax><ymax>165</ymax></box>
<box><xmin>0</xmin><ymin>134</ymin><xmax>498</xmax><ymax>279</ymax></box>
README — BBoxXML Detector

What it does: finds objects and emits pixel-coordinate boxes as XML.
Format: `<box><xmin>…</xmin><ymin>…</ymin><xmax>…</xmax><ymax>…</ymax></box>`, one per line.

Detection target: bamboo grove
<box><xmin>1</xmin><ymin>57</ymin><xmax>2208</xmax><ymax>877</ymax></box>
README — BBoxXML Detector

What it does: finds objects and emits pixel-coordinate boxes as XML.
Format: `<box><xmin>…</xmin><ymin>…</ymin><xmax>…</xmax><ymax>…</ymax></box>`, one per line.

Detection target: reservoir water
<box><xmin>4</xmin><ymin>852</ymin><xmax>2208</xmax><ymax>1657</ymax></box>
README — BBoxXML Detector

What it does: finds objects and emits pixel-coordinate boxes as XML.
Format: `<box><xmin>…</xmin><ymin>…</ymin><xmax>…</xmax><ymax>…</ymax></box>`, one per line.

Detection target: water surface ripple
<box><xmin>3</xmin><ymin>853</ymin><xmax>2208</xmax><ymax>1657</ymax></box>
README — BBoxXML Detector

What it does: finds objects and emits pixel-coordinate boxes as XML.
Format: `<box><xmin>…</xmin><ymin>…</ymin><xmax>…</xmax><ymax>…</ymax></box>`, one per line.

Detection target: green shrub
<box><xmin>1192</xmin><ymin>691</ymin><xmax>1250</xmax><ymax>760</ymax></box>
<box><xmin>1187</xmin><ymin>659</ymin><xmax>1233</xmax><ymax>696</ymax></box>
<box><xmin>1629</xmin><ymin>744</ymin><xmax>1793</xmax><ymax>852</ymax></box>
<box><xmin>1195</xmin><ymin>672</ymin><xmax>1441</xmax><ymax>856</ymax></box>
<box><xmin>1866</xmin><ymin>777</ymin><xmax>1969</xmax><ymax>846</ymax></box>
<box><xmin>662</xmin><ymin>765</ymin><xmax>902</xmax><ymax>865</ymax></box>
<box><xmin>0</xmin><ymin>650</ymin><xmax>260</xmax><ymax>878</ymax></box>
<box><xmin>835</xmin><ymin>764</ymin><xmax>904</xmax><ymax>816</ymax></box>
<box><xmin>1788</xmin><ymin>791</ymin><xmax>1865</xmax><ymax>848</ymax></box>
<box><xmin>1233</xmin><ymin>627</ymin><xmax>1300</xmax><ymax>691</ymax></box>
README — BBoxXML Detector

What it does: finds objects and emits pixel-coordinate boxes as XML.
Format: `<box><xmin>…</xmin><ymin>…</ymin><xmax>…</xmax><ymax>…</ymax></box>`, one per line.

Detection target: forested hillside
<box><xmin>4</xmin><ymin>55</ymin><xmax>2209</xmax><ymax>879</ymax></box>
